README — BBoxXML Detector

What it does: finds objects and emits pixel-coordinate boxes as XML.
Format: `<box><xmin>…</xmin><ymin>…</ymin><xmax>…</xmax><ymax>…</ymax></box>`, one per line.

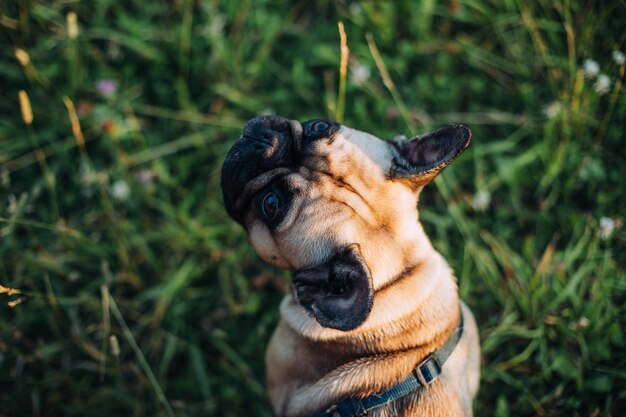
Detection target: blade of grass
<box><xmin>107</xmin><ymin>288</ymin><xmax>177</xmax><ymax>417</ymax></box>
<box><xmin>366</xmin><ymin>32</ymin><xmax>416</xmax><ymax>135</ymax></box>
<box><xmin>336</xmin><ymin>21</ymin><xmax>348</xmax><ymax>123</ymax></box>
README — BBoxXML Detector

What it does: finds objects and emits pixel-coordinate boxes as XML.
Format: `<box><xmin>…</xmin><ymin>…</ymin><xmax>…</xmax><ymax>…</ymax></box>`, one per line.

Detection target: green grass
<box><xmin>1</xmin><ymin>0</ymin><xmax>625</xmax><ymax>416</ymax></box>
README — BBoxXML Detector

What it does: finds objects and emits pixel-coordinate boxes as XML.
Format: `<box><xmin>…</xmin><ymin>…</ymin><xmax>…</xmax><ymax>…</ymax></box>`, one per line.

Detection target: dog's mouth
<box><xmin>293</xmin><ymin>245</ymin><xmax>373</xmax><ymax>331</ymax></box>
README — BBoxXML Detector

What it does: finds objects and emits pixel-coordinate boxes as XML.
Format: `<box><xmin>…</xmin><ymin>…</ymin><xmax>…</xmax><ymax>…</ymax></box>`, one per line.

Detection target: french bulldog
<box><xmin>221</xmin><ymin>116</ymin><xmax>480</xmax><ymax>417</ymax></box>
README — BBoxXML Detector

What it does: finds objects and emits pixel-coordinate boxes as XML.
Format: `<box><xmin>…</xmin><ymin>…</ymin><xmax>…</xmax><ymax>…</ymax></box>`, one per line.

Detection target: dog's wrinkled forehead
<box><xmin>221</xmin><ymin>115</ymin><xmax>471</xmax><ymax>228</ymax></box>
<box><xmin>221</xmin><ymin>115</ymin><xmax>391</xmax><ymax>225</ymax></box>
<box><xmin>329</xmin><ymin>124</ymin><xmax>395</xmax><ymax>171</ymax></box>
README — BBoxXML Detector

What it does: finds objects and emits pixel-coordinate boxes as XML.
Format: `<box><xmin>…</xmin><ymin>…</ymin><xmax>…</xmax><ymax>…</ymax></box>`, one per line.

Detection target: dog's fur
<box><xmin>221</xmin><ymin>116</ymin><xmax>480</xmax><ymax>416</ymax></box>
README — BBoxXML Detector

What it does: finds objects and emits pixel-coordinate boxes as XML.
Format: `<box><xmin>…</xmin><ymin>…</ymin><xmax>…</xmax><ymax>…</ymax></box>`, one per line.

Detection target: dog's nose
<box><xmin>243</xmin><ymin>116</ymin><xmax>301</xmax><ymax>146</ymax></box>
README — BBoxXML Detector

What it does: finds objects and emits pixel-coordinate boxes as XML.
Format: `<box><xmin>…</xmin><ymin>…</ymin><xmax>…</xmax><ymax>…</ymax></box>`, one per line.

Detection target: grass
<box><xmin>1</xmin><ymin>0</ymin><xmax>625</xmax><ymax>416</ymax></box>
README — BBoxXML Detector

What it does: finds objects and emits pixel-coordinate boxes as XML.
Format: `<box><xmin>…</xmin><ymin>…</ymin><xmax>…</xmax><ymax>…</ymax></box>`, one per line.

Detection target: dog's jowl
<box><xmin>221</xmin><ymin>116</ymin><xmax>480</xmax><ymax>417</ymax></box>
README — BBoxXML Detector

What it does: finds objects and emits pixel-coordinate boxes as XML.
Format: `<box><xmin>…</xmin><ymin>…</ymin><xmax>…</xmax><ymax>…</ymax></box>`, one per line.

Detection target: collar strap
<box><xmin>309</xmin><ymin>310</ymin><xmax>464</xmax><ymax>417</ymax></box>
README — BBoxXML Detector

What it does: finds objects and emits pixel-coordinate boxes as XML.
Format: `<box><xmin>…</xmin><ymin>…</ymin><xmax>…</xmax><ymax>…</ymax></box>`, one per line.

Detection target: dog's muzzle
<box><xmin>221</xmin><ymin>116</ymin><xmax>302</xmax><ymax>225</ymax></box>
<box><xmin>293</xmin><ymin>245</ymin><xmax>374</xmax><ymax>331</ymax></box>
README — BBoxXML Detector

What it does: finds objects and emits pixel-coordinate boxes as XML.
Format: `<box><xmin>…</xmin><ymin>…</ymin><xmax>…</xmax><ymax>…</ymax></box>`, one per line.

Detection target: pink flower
<box><xmin>95</xmin><ymin>79</ymin><xmax>118</xmax><ymax>96</ymax></box>
<box><xmin>136</xmin><ymin>169</ymin><xmax>154</xmax><ymax>184</ymax></box>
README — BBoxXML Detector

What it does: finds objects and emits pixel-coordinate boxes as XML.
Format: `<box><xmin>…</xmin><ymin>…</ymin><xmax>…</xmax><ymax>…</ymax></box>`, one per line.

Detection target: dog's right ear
<box><xmin>390</xmin><ymin>124</ymin><xmax>471</xmax><ymax>186</ymax></box>
<box><xmin>293</xmin><ymin>245</ymin><xmax>373</xmax><ymax>332</ymax></box>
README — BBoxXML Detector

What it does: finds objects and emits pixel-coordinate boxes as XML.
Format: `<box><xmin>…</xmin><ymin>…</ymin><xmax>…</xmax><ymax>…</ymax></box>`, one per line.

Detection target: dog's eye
<box><xmin>312</xmin><ymin>121</ymin><xmax>329</xmax><ymax>133</ymax></box>
<box><xmin>261</xmin><ymin>192</ymin><xmax>281</xmax><ymax>219</ymax></box>
<box><xmin>304</xmin><ymin>120</ymin><xmax>331</xmax><ymax>137</ymax></box>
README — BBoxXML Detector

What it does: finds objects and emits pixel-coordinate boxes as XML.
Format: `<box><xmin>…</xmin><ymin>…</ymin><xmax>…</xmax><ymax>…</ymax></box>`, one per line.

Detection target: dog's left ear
<box><xmin>390</xmin><ymin>124</ymin><xmax>471</xmax><ymax>186</ymax></box>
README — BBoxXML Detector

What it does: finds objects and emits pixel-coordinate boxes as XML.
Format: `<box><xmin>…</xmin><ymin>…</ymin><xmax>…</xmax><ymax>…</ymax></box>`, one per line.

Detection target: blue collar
<box><xmin>308</xmin><ymin>311</ymin><xmax>464</xmax><ymax>417</ymax></box>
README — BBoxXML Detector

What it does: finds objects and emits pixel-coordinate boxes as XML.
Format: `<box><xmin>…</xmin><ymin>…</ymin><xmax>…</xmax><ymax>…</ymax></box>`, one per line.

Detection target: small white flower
<box><xmin>350</xmin><ymin>63</ymin><xmax>370</xmax><ymax>85</ymax></box>
<box><xmin>471</xmin><ymin>190</ymin><xmax>491</xmax><ymax>212</ymax></box>
<box><xmin>599</xmin><ymin>217</ymin><xmax>615</xmax><ymax>240</ymax></box>
<box><xmin>349</xmin><ymin>2</ymin><xmax>363</xmax><ymax>16</ymax></box>
<box><xmin>594</xmin><ymin>74</ymin><xmax>611</xmax><ymax>95</ymax></box>
<box><xmin>110</xmin><ymin>180</ymin><xmax>130</xmax><ymax>202</ymax></box>
<box><xmin>613</xmin><ymin>50</ymin><xmax>625</xmax><ymax>66</ymax></box>
<box><xmin>542</xmin><ymin>101</ymin><xmax>562</xmax><ymax>119</ymax></box>
<box><xmin>583</xmin><ymin>59</ymin><xmax>600</xmax><ymax>79</ymax></box>
<box><xmin>208</xmin><ymin>14</ymin><xmax>225</xmax><ymax>37</ymax></box>
<box><xmin>569</xmin><ymin>316</ymin><xmax>590</xmax><ymax>330</ymax></box>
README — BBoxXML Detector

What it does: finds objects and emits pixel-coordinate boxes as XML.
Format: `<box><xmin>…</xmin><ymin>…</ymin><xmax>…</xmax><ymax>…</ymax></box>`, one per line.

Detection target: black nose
<box><xmin>221</xmin><ymin>115</ymin><xmax>302</xmax><ymax>226</ymax></box>
<box><xmin>243</xmin><ymin>116</ymin><xmax>296</xmax><ymax>147</ymax></box>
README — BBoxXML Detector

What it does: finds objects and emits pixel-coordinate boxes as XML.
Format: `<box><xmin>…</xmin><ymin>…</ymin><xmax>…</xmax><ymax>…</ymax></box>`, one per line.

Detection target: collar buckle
<box><xmin>413</xmin><ymin>354</ymin><xmax>442</xmax><ymax>386</ymax></box>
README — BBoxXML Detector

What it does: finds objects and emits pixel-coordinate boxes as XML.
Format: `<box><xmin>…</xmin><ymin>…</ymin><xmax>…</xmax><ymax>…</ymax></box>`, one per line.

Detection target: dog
<box><xmin>221</xmin><ymin>116</ymin><xmax>480</xmax><ymax>417</ymax></box>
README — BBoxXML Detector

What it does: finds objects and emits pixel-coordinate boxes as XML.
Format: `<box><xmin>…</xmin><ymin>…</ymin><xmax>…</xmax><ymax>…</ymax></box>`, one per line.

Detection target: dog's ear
<box><xmin>293</xmin><ymin>245</ymin><xmax>373</xmax><ymax>331</ymax></box>
<box><xmin>390</xmin><ymin>124</ymin><xmax>471</xmax><ymax>186</ymax></box>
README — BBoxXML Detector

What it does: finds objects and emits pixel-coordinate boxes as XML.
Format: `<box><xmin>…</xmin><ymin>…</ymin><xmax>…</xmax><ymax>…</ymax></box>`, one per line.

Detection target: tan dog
<box><xmin>221</xmin><ymin>116</ymin><xmax>480</xmax><ymax>417</ymax></box>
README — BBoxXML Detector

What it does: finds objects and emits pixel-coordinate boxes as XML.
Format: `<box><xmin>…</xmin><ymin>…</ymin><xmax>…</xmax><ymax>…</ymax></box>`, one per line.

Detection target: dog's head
<box><xmin>221</xmin><ymin>116</ymin><xmax>470</xmax><ymax>331</ymax></box>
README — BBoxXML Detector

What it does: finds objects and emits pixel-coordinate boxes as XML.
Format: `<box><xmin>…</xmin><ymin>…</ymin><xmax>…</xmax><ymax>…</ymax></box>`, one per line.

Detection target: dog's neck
<box><xmin>280</xmin><ymin>255</ymin><xmax>459</xmax><ymax>349</ymax></box>
<box><xmin>276</xmin><ymin>222</ymin><xmax>461</xmax><ymax>416</ymax></box>
<box><xmin>281</xmin><ymin>221</ymin><xmax>459</xmax><ymax>347</ymax></box>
